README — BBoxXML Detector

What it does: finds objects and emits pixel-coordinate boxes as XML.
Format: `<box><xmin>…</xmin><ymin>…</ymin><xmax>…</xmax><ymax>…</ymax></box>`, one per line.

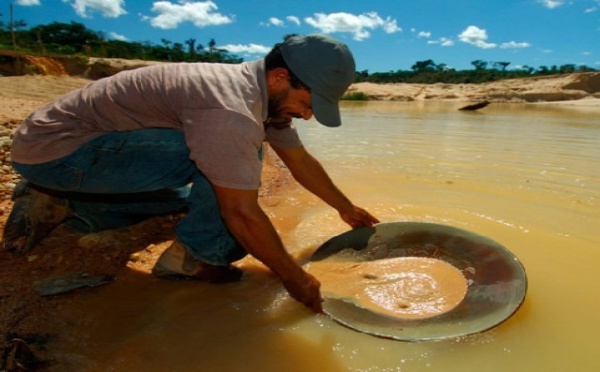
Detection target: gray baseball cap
<box><xmin>280</xmin><ymin>34</ymin><xmax>355</xmax><ymax>127</ymax></box>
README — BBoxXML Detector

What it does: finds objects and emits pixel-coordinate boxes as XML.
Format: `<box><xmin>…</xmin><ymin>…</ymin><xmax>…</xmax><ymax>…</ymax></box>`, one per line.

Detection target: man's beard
<box><xmin>267</xmin><ymin>88</ymin><xmax>289</xmax><ymax>125</ymax></box>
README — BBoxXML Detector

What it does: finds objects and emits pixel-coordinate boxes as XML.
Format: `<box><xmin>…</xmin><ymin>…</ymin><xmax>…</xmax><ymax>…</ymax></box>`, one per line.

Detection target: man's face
<box><xmin>267</xmin><ymin>72</ymin><xmax>313</xmax><ymax>128</ymax></box>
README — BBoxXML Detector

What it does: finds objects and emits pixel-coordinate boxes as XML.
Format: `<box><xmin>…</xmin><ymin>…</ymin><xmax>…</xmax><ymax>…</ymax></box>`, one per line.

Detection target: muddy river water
<box><xmin>51</xmin><ymin>101</ymin><xmax>599</xmax><ymax>371</ymax></box>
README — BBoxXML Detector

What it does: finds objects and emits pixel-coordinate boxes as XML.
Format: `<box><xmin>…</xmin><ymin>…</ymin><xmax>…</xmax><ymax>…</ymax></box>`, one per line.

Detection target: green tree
<box><xmin>559</xmin><ymin>64</ymin><xmax>576</xmax><ymax>73</ymax></box>
<box><xmin>493</xmin><ymin>61</ymin><xmax>510</xmax><ymax>71</ymax></box>
<box><xmin>208</xmin><ymin>38</ymin><xmax>216</xmax><ymax>54</ymax></box>
<box><xmin>411</xmin><ymin>59</ymin><xmax>437</xmax><ymax>72</ymax></box>
<box><xmin>185</xmin><ymin>38</ymin><xmax>196</xmax><ymax>58</ymax></box>
<box><xmin>537</xmin><ymin>65</ymin><xmax>550</xmax><ymax>75</ymax></box>
<box><xmin>29</xmin><ymin>22</ymin><xmax>102</xmax><ymax>53</ymax></box>
<box><xmin>471</xmin><ymin>60</ymin><xmax>488</xmax><ymax>70</ymax></box>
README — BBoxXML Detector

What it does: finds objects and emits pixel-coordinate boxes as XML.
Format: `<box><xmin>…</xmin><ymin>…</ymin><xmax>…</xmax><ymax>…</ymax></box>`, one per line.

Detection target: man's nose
<box><xmin>302</xmin><ymin>108</ymin><xmax>313</xmax><ymax>120</ymax></box>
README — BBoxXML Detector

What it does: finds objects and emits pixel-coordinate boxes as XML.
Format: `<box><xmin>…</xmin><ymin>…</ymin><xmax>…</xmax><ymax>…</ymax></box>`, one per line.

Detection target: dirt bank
<box><xmin>0</xmin><ymin>75</ymin><xmax>292</xmax><ymax>370</ymax></box>
<box><xmin>349</xmin><ymin>72</ymin><xmax>600</xmax><ymax>104</ymax></box>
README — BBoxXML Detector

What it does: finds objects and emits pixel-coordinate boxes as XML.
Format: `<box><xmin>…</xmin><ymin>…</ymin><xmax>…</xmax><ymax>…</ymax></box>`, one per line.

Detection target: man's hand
<box><xmin>340</xmin><ymin>205</ymin><xmax>380</xmax><ymax>229</ymax></box>
<box><xmin>273</xmin><ymin>146</ymin><xmax>380</xmax><ymax>230</ymax></box>
<box><xmin>281</xmin><ymin>270</ymin><xmax>323</xmax><ymax>313</ymax></box>
<box><xmin>213</xmin><ymin>184</ymin><xmax>324</xmax><ymax>313</ymax></box>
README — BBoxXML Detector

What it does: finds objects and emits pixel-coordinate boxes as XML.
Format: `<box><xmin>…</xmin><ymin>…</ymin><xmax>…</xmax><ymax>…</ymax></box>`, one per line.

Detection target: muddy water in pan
<box><xmin>50</xmin><ymin>101</ymin><xmax>600</xmax><ymax>371</ymax></box>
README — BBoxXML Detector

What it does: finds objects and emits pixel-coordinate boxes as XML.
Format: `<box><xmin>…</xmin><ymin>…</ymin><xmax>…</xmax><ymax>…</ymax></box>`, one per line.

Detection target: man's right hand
<box><xmin>281</xmin><ymin>271</ymin><xmax>324</xmax><ymax>313</ymax></box>
<box><xmin>212</xmin><ymin>184</ymin><xmax>324</xmax><ymax>313</ymax></box>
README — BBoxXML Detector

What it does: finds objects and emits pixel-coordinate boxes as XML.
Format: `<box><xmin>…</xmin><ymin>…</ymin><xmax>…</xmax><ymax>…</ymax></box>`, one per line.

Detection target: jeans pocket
<box><xmin>13</xmin><ymin>160</ymin><xmax>84</xmax><ymax>191</ymax></box>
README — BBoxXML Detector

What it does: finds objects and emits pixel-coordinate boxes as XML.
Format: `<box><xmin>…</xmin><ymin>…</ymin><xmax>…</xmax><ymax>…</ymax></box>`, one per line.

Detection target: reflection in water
<box><xmin>50</xmin><ymin>102</ymin><xmax>600</xmax><ymax>371</ymax></box>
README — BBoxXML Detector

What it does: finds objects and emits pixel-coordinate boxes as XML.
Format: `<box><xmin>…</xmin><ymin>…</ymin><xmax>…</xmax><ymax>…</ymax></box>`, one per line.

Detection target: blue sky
<box><xmin>6</xmin><ymin>0</ymin><xmax>600</xmax><ymax>72</ymax></box>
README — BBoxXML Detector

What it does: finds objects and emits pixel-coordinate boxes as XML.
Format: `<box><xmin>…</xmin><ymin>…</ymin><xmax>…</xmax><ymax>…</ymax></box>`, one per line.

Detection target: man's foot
<box><xmin>152</xmin><ymin>240</ymin><xmax>242</xmax><ymax>283</ymax></box>
<box><xmin>2</xmin><ymin>181</ymin><xmax>71</xmax><ymax>256</ymax></box>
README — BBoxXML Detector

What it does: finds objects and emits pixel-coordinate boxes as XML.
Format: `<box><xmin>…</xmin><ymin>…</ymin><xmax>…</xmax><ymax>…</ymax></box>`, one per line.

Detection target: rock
<box><xmin>77</xmin><ymin>231</ymin><xmax>121</xmax><ymax>249</ymax></box>
<box><xmin>459</xmin><ymin>101</ymin><xmax>490</xmax><ymax>111</ymax></box>
<box><xmin>1</xmin><ymin>338</ymin><xmax>46</xmax><ymax>371</ymax></box>
<box><xmin>34</xmin><ymin>272</ymin><xmax>114</xmax><ymax>296</ymax></box>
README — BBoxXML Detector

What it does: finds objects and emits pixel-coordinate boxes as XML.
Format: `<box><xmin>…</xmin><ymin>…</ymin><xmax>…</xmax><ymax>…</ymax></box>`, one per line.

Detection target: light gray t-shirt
<box><xmin>11</xmin><ymin>59</ymin><xmax>302</xmax><ymax>190</ymax></box>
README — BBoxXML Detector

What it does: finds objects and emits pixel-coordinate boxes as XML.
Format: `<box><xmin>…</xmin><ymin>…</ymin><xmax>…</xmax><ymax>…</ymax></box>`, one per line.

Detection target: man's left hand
<box><xmin>340</xmin><ymin>206</ymin><xmax>380</xmax><ymax>229</ymax></box>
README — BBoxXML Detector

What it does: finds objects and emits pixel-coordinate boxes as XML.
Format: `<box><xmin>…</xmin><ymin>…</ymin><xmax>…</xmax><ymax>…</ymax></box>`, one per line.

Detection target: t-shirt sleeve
<box><xmin>182</xmin><ymin>109</ymin><xmax>264</xmax><ymax>190</ymax></box>
<box><xmin>265</xmin><ymin>123</ymin><xmax>303</xmax><ymax>149</ymax></box>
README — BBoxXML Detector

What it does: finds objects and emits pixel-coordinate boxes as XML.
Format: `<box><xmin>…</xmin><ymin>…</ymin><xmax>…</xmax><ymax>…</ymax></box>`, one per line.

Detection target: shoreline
<box><xmin>1</xmin><ymin>74</ymin><xmax>599</xmax><ymax>123</ymax></box>
<box><xmin>347</xmin><ymin>72</ymin><xmax>600</xmax><ymax>107</ymax></box>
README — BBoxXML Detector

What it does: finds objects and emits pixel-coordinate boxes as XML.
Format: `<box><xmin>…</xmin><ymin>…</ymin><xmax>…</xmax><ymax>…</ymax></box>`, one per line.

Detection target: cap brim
<box><xmin>312</xmin><ymin>92</ymin><xmax>342</xmax><ymax>127</ymax></box>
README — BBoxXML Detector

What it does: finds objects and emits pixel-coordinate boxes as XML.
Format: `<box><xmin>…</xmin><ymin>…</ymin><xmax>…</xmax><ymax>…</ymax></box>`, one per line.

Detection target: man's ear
<box><xmin>266</xmin><ymin>67</ymin><xmax>290</xmax><ymax>88</ymax></box>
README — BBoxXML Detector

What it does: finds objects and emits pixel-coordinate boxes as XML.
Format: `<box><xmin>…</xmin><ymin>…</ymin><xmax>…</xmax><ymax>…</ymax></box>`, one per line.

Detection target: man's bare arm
<box><xmin>273</xmin><ymin>145</ymin><xmax>380</xmax><ymax>228</ymax></box>
<box><xmin>212</xmin><ymin>185</ymin><xmax>323</xmax><ymax>312</ymax></box>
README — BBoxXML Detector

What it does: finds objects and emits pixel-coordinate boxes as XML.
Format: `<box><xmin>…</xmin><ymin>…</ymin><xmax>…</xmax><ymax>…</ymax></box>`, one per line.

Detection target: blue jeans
<box><xmin>13</xmin><ymin>129</ymin><xmax>247</xmax><ymax>266</ymax></box>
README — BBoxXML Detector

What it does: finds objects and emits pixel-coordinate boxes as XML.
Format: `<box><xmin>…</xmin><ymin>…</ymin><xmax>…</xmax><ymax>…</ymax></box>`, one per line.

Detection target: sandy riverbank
<box><xmin>348</xmin><ymin>72</ymin><xmax>600</xmax><ymax>106</ymax></box>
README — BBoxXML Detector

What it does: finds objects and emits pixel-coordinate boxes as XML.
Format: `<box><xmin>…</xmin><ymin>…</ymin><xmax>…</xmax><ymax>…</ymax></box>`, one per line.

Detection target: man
<box><xmin>2</xmin><ymin>34</ymin><xmax>379</xmax><ymax>312</ymax></box>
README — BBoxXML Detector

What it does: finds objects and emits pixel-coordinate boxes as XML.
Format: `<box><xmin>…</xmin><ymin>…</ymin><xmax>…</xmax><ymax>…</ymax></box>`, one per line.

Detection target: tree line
<box><xmin>0</xmin><ymin>20</ymin><xmax>242</xmax><ymax>64</ymax></box>
<box><xmin>355</xmin><ymin>58</ymin><xmax>596</xmax><ymax>84</ymax></box>
<box><xmin>0</xmin><ymin>19</ymin><xmax>596</xmax><ymax>84</ymax></box>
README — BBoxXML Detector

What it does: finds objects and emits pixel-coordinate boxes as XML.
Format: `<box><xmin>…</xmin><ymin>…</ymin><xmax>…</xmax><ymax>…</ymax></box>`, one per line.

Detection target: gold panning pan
<box><xmin>307</xmin><ymin>222</ymin><xmax>527</xmax><ymax>341</ymax></box>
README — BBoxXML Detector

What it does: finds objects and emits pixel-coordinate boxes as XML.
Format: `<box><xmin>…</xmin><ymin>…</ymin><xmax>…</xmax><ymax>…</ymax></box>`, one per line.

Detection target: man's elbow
<box><xmin>219</xmin><ymin>202</ymin><xmax>263</xmax><ymax>230</ymax></box>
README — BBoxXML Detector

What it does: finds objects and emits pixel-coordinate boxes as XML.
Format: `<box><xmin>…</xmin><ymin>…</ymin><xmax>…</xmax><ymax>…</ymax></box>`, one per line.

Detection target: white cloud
<box><xmin>267</xmin><ymin>17</ymin><xmax>284</xmax><ymax>27</ymax></box>
<box><xmin>304</xmin><ymin>12</ymin><xmax>401</xmax><ymax>41</ymax></box>
<box><xmin>440</xmin><ymin>37</ymin><xmax>454</xmax><ymax>47</ymax></box>
<box><xmin>428</xmin><ymin>37</ymin><xmax>454</xmax><ymax>47</ymax></box>
<box><xmin>220</xmin><ymin>43</ymin><xmax>271</xmax><ymax>55</ymax></box>
<box><xmin>500</xmin><ymin>41</ymin><xmax>531</xmax><ymax>49</ymax></box>
<box><xmin>417</xmin><ymin>31</ymin><xmax>431</xmax><ymax>38</ymax></box>
<box><xmin>62</xmin><ymin>0</ymin><xmax>127</xmax><ymax>18</ymax></box>
<box><xmin>260</xmin><ymin>15</ymin><xmax>302</xmax><ymax>28</ymax></box>
<box><xmin>147</xmin><ymin>1</ymin><xmax>234</xmax><ymax>30</ymax></box>
<box><xmin>537</xmin><ymin>0</ymin><xmax>565</xmax><ymax>9</ymax></box>
<box><xmin>286</xmin><ymin>16</ymin><xmax>301</xmax><ymax>26</ymax></box>
<box><xmin>109</xmin><ymin>32</ymin><xmax>128</xmax><ymax>41</ymax></box>
<box><xmin>584</xmin><ymin>7</ymin><xmax>597</xmax><ymax>13</ymax></box>
<box><xmin>458</xmin><ymin>25</ymin><xmax>496</xmax><ymax>49</ymax></box>
<box><xmin>16</xmin><ymin>0</ymin><xmax>41</xmax><ymax>5</ymax></box>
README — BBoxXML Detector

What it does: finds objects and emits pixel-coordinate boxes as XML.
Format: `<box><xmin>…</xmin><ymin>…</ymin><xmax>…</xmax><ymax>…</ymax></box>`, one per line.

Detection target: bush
<box><xmin>342</xmin><ymin>91</ymin><xmax>370</xmax><ymax>101</ymax></box>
